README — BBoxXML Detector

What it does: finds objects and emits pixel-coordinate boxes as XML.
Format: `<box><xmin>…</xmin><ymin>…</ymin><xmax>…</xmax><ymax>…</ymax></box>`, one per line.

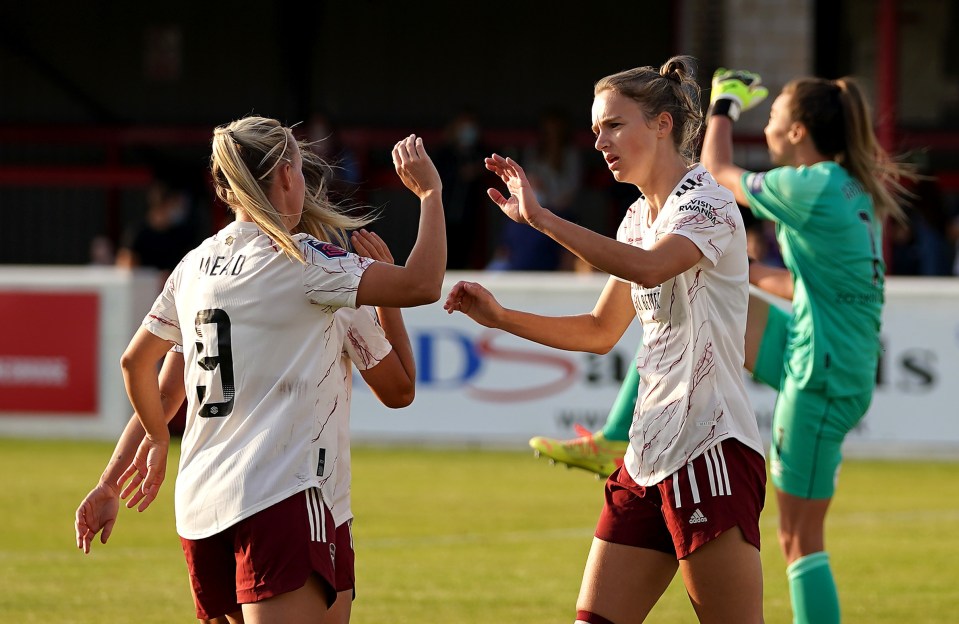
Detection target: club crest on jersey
<box><xmin>307</xmin><ymin>240</ymin><xmax>348</xmax><ymax>258</ymax></box>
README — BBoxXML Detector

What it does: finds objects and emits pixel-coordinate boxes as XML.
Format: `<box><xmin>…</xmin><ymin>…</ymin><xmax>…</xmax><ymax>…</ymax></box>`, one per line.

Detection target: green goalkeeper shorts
<box><xmin>769</xmin><ymin>376</ymin><xmax>873</xmax><ymax>499</ymax></box>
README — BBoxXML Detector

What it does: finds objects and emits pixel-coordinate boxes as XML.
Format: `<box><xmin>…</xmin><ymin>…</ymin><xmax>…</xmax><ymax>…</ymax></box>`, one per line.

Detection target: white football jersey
<box><xmin>326</xmin><ymin>306</ymin><xmax>394</xmax><ymax>528</ymax></box>
<box><xmin>142</xmin><ymin>220</ymin><xmax>373</xmax><ymax>540</ymax></box>
<box><xmin>615</xmin><ymin>165</ymin><xmax>764</xmax><ymax>487</ymax></box>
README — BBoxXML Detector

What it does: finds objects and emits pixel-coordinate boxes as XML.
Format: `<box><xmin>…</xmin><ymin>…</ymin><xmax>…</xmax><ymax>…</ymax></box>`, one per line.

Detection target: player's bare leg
<box><xmin>241</xmin><ymin>573</ymin><xmax>330</xmax><ymax>624</ymax></box>
<box><xmin>575</xmin><ymin>538</ymin><xmax>677</xmax><ymax>623</ymax></box>
<box><xmin>679</xmin><ymin>526</ymin><xmax>764</xmax><ymax>624</ymax></box>
<box><xmin>201</xmin><ymin>614</ymin><xmax>242</xmax><ymax>624</ymax></box>
<box><xmin>327</xmin><ymin>589</ymin><xmax>352</xmax><ymax>624</ymax></box>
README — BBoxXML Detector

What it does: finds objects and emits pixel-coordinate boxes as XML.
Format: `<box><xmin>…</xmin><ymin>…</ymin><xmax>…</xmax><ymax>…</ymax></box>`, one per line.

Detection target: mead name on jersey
<box><xmin>198</xmin><ymin>254</ymin><xmax>247</xmax><ymax>276</ymax></box>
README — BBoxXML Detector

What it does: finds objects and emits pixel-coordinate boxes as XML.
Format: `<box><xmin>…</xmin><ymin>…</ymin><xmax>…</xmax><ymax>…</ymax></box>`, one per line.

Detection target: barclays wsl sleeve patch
<box><xmin>746</xmin><ymin>172</ymin><xmax>766</xmax><ymax>195</ymax></box>
<box><xmin>306</xmin><ymin>239</ymin><xmax>349</xmax><ymax>258</ymax></box>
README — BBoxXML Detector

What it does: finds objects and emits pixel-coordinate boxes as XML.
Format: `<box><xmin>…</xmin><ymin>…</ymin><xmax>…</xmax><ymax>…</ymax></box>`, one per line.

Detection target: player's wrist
<box><xmin>709</xmin><ymin>98</ymin><xmax>741</xmax><ymax>122</ymax></box>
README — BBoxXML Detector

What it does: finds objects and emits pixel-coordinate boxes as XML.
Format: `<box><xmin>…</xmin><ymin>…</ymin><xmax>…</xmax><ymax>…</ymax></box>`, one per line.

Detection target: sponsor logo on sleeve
<box><xmin>746</xmin><ymin>172</ymin><xmax>766</xmax><ymax>195</ymax></box>
<box><xmin>307</xmin><ymin>240</ymin><xmax>349</xmax><ymax>258</ymax></box>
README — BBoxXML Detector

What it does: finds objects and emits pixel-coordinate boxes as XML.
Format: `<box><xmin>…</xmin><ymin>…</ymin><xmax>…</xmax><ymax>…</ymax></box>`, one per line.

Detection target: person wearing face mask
<box><xmin>434</xmin><ymin>110</ymin><xmax>495</xmax><ymax>269</ymax></box>
<box><xmin>701</xmin><ymin>68</ymin><xmax>914</xmax><ymax>624</ymax></box>
<box><xmin>445</xmin><ymin>56</ymin><xmax>766</xmax><ymax>624</ymax></box>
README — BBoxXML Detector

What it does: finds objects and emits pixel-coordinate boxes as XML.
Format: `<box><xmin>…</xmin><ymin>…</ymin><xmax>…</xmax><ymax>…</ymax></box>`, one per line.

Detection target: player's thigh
<box><xmin>678</xmin><ymin>526</ymin><xmax>764</xmax><ymax>624</ymax></box>
<box><xmin>771</xmin><ymin>381</ymin><xmax>871</xmax><ymax>499</ymax></box>
<box><xmin>242</xmin><ymin>573</ymin><xmax>330</xmax><ymax>624</ymax></box>
<box><xmin>577</xmin><ymin>537</ymin><xmax>677</xmax><ymax>624</ymax></box>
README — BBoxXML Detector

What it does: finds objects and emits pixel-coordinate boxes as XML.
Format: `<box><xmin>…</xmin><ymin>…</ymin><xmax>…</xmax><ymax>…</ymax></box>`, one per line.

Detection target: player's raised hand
<box><xmin>75</xmin><ymin>482</ymin><xmax>121</xmax><ymax>554</ymax></box>
<box><xmin>444</xmin><ymin>281</ymin><xmax>504</xmax><ymax>328</ymax></box>
<box><xmin>351</xmin><ymin>229</ymin><xmax>394</xmax><ymax>264</ymax></box>
<box><xmin>392</xmin><ymin>135</ymin><xmax>442</xmax><ymax>200</ymax></box>
<box><xmin>709</xmin><ymin>68</ymin><xmax>769</xmax><ymax>121</ymax></box>
<box><xmin>117</xmin><ymin>434</ymin><xmax>169</xmax><ymax>512</ymax></box>
<box><xmin>485</xmin><ymin>154</ymin><xmax>547</xmax><ymax>227</ymax></box>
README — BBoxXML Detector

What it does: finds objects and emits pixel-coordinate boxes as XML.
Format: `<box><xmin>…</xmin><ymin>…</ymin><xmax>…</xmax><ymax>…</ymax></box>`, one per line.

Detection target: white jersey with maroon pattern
<box><xmin>142</xmin><ymin>220</ymin><xmax>373</xmax><ymax>540</ymax></box>
<box><xmin>326</xmin><ymin>306</ymin><xmax>393</xmax><ymax>527</ymax></box>
<box><xmin>615</xmin><ymin>165</ymin><xmax>764</xmax><ymax>487</ymax></box>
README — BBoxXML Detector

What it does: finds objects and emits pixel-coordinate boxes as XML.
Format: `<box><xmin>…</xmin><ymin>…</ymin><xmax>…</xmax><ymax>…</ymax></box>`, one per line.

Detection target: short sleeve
<box><xmin>343</xmin><ymin>306</ymin><xmax>393</xmax><ymax>371</ymax></box>
<box><xmin>662</xmin><ymin>187</ymin><xmax>738</xmax><ymax>266</ymax></box>
<box><xmin>142</xmin><ymin>265</ymin><xmax>183</xmax><ymax>345</ymax></box>
<box><xmin>741</xmin><ymin>166</ymin><xmax>823</xmax><ymax>230</ymax></box>
<box><xmin>300</xmin><ymin>237</ymin><xmax>374</xmax><ymax>309</ymax></box>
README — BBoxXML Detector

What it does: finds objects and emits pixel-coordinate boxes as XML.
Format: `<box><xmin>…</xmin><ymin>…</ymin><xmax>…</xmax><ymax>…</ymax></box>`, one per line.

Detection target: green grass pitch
<box><xmin>1</xmin><ymin>438</ymin><xmax>957</xmax><ymax>622</ymax></box>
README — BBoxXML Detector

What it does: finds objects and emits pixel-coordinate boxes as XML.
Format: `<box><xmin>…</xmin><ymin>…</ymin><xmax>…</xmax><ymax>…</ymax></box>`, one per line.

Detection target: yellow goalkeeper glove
<box><xmin>708</xmin><ymin>68</ymin><xmax>769</xmax><ymax>122</ymax></box>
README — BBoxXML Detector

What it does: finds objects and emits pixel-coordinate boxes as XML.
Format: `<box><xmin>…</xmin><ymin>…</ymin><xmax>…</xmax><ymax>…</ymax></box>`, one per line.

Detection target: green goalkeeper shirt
<box><xmin>741</xmin><ymin>162</ymin><xmax>884</xmax><ymax>396</ymax></box>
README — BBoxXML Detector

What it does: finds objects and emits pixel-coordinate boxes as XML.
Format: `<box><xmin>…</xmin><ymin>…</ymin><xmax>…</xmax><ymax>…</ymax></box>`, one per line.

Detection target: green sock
<box><xmin>601</xmin><ymin>342</ymin><xmax>642</xmax><ymax>442</ymax></box>
<box><xmin>787</xmin><ymin>552</ymin><xmax>840</xmax><ymax>624</ymax></box>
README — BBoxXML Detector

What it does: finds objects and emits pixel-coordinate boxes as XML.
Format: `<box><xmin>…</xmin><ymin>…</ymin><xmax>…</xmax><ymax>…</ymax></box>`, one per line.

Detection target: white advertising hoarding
<box><xmin>350</xmin><ymin>274</ymin><xmax>959</xmax><ymax>457</ymax></box>
<box><xmin>0</xmin><ymin>269</ymin><xmax>957</xmax><ymax>458</ymax></box>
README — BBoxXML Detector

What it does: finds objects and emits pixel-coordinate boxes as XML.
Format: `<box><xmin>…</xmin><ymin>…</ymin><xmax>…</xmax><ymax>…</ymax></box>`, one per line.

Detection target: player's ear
<box><xmin>657</xmin><ymin>112</ymin><xmax>673</xmax><ymax>138</ymax></box>
<box><xmin>279</xmin><ymin>160</ymin><xmax>294</xmax><ymax>191</ymax></box>
<box><xmin>787</xmin><ymin>121</ymin><xmax>806</xmax><ymax>145</ymax></box>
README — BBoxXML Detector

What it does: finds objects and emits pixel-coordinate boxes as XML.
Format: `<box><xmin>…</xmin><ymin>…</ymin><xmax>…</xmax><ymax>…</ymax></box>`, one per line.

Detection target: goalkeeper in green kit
<box><xmin>532</xmin><ymin>67</ymin><xmax>913</xmax><ymax>624</ymax></box>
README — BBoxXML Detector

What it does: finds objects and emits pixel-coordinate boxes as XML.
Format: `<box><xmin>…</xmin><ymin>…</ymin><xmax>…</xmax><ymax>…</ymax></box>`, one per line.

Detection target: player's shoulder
<box><xmin>672</xmin><ymin>165</ymin><xmax>737</xmax><ymax>219</ymax></box>
<box><xmin>678</xmin><ymin>165</ymin><xmax>735</xmax><ymax>203</ymax></box>
<box><xmin>759</xmin><ymin>164</ymin><xmax>834</xmax><ymax>201</ymax></box>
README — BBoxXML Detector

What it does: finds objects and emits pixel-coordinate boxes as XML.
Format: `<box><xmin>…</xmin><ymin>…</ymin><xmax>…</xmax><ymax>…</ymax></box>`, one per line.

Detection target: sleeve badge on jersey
<box><xmin>746</xmin><ymin>171</ymin><xmax>766</xmax><ymax>195</ymax></box>
<box><xmin>306</xmin><ymin>239</ymin><xmax>349</xmax><ymax>258</ymax></box>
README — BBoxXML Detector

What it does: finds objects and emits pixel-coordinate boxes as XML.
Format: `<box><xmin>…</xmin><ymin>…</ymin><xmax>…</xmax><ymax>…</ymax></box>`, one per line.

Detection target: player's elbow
<box><xmin>411</xmin><ymin>282</ymin><xmax>443</xmax><ymax>305</ymax></box>
<box><xmin>591</xmin><ymin>340</ymin><xmax>617</xmax><ymax>356</ymax></box>
<box><xmin>383</xmin><ymin>386</ymin><xmax>415</xmax><ymax>409</ymax></box>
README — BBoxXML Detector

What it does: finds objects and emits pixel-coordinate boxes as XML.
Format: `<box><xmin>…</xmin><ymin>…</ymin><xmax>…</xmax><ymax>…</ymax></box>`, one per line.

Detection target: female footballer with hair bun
<box><xmin>702</xmin><ymin>69</ymin><xmax>912</xmax><ymax>624</ymax></box>
<box><xmin>446</xmin><ymin>56</ymin><xmax>766</xmax><ymax>623</ymax></box>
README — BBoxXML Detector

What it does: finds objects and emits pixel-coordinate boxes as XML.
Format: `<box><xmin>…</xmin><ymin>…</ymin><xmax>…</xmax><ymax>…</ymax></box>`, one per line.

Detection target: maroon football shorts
<box><xmin>334</xmin><ymin>518</ymin><xmax>356</xmax><ymax>596</ymax></box>
<box><xmin>595</xmin><ymin>438</ymin><xmax>766</xmax><ymax>559</ymax></box>
<box><xmin>179</xmin><ymin>487</ymin><xmax>337</xmax><ymax>620</ymax></box>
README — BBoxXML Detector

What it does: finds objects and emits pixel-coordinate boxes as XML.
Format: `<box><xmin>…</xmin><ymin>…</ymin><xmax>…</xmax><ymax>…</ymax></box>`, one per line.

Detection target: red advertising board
<box><xmin>0</xmin><ymin>292</ymin><xmax>99</xmax><ymax>414</ymax></box>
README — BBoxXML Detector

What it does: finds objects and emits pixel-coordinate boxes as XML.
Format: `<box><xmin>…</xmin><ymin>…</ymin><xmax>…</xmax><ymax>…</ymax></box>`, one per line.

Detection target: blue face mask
<box><xmin>457</xmin><ymin>124</ymin><xmax>478</xmax><ymax>148</ymax></box>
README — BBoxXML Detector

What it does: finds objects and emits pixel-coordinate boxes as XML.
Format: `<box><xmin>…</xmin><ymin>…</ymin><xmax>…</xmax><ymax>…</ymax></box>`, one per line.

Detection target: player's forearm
<box><xmin>401</xmin><ymin>191</ymin><xmax>447</xmax><ymax>301</ymax></box>
<box><xmin>494</xmin><ymin>308</ymin><xmax>618</xmax><ymax>355</ymax></box>
<box><xmin>750</xmin><ymin>262</ymin><xmax>794</xmax><ymax>300</ymax></box>
<box><xmin>376</xmin><ymin>307</ymin><xmax>416</xmax><ymax>384</ymax></box>
<box><xmin>701</xmin><ymin>115</ymin><xmax>735</xmax><ymax>175</ymax></box>
<box><xmin>530</xmin><ymin>211</ymin><xmax>668</xmax><ymax>286</ymax></box>
<box><xmin>120</xmin><ymin>364</ymin><xmax>171</xmax><ymax>444</ymax></box>
<box><xmin>98</xmin><ymin>416</ymin><xmax>148</xmax><ymax>492</ymax></box>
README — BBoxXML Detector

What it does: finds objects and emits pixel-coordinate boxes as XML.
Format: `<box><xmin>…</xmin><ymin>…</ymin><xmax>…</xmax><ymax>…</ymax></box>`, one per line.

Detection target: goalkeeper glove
<box><xmin>708</xmin><ymin>68</ymin><xmax>769</xmax><ymax>122</ymax></box>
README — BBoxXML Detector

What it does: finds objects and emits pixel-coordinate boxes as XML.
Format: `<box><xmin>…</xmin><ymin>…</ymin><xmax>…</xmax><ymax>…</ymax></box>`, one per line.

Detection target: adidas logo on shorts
<box><xmin>688</xmin><ymin>508</ymin><xmax>708</xmax><ymax>524</ymax></box>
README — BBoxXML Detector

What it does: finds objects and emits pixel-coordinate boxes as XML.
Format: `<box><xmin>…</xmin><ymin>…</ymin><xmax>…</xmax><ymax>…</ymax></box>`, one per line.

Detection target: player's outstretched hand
<box><xmin>444</xmin><ymin>281</ymin><xmax>504</xmax><ymax>328</ymax></box>
<box><xmin>75</xmin><ymin>482</ymin><xmax>121</xmax><ymax>554</ymax></box>
<box><xmin>484</xmin><ymin>154</ymin><xmax>547</xmax><ymax>227</ymax></box>
<box><xmin>351</xmin><ymin>229</ymin><xmax>394</xmax><ymax>264</ymax></box>
<box><xmin>392</xmin><ymin>135</ymin><xmax>442</xmax><ymax>200</ymax></box>
<box><xmin>117</xmin><ymin>434</ymin><xmax>169</xmax><ymax>513</ymax></box>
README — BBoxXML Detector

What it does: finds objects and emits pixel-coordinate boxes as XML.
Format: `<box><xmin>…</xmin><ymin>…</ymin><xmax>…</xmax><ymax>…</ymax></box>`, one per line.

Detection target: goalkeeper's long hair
<box><xmin>594</xmin><ymin>55</ymin><xmax>703</xmax><ymax>165</ymax></box>
<box><xmin>211</xmin><ymin>116</ymin><xmax>374</xmax><ymax>263</ymax></box>
<box><xmin>783</xmin><ymin>77</ymin><xmax>911</xmax><ymax>222</ymax></box>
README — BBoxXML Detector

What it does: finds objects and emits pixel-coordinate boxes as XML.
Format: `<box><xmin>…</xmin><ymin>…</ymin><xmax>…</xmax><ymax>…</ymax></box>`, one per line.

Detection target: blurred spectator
<box><xmin>116</xmin><ymin>179</ymin><xmax>198</xmax><ymax>281</ymax></box>
<box><xmin>88</xmin><ymin>235</ymin><xmax>115</xmax><ymax>265</ymax></box>
<box><xmin>488</xmin><ymin>109</ymin><xmax>583</xmax><ymax>271</ymax></box>
<box><xmin>306</xmin><ymin>111</ymin><xmax>363</xmax><ymax>204</ymax></box>
<box><xmin>434</xmin><ymin>110</ymin><xmax>493</xmax><ymax>269</ymax></box>
<box><xmin>741</xmin><ymin>208</ymin><xmax>784</xmax><ymax>267</ymax></box>
<box><xmin>887</xmin><ymin>158</ymin><xmax>955</xmax><ymax>276</ymax></box>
